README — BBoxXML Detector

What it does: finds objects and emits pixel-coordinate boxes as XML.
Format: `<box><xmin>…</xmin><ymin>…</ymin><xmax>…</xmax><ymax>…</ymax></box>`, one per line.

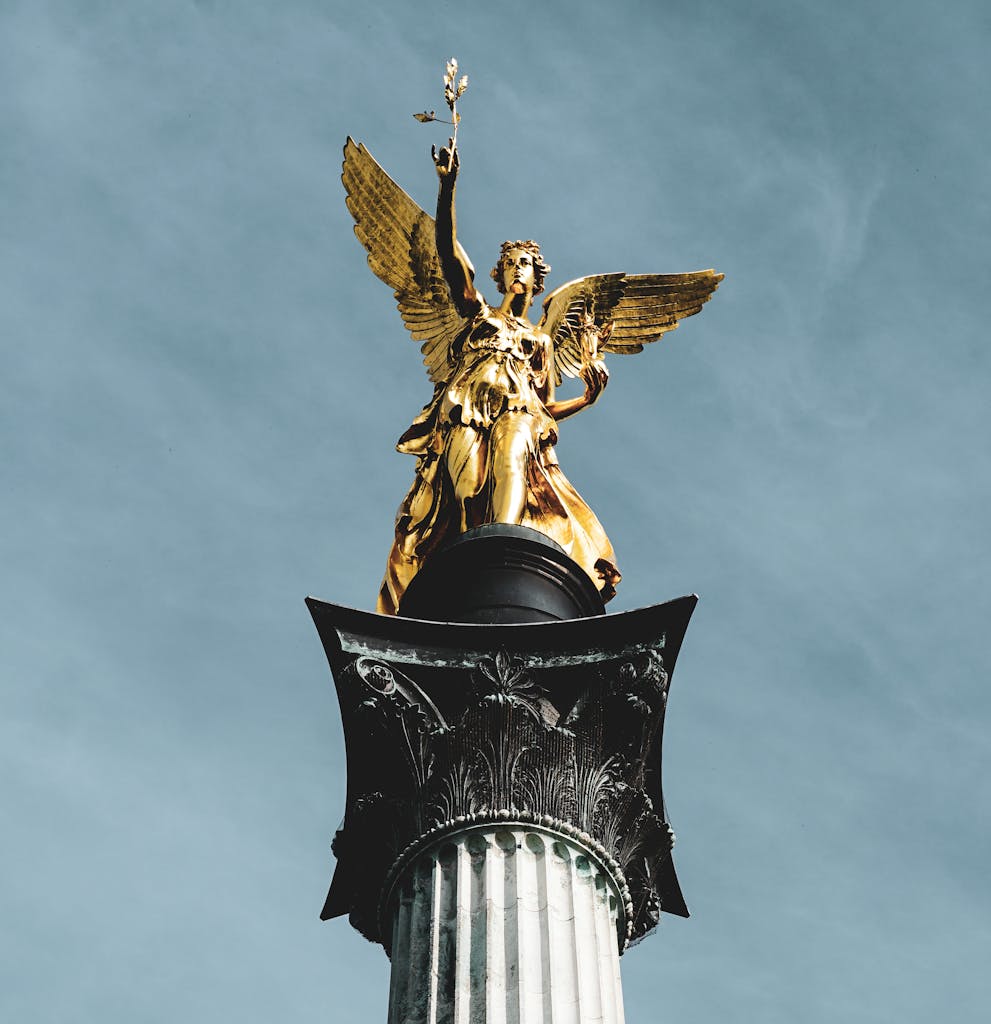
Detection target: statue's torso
<box><xmin>442</xmin><ymin>306</ymin><xmax>551</xmax><ymax>429</ymax></box>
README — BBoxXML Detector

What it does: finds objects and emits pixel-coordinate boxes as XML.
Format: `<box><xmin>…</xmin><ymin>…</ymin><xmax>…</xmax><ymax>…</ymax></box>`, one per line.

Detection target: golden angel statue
<box><xmin>343</xmin><ymin>129</ymin><xmax>721</xmax><ymax>615</ymax></box>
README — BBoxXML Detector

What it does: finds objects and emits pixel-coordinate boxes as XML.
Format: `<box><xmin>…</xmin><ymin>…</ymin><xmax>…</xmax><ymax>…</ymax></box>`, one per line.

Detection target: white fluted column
<box><xmin>386</xmin><ymin>824</ymin><xmax>626</xmax><ymax>1024</ymax></box>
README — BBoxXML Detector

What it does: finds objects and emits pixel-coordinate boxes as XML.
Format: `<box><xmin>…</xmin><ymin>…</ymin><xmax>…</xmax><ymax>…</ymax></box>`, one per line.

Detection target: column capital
<box><xmin>307</xmin><ymin>595</ymin><xmax>696</xmax><ymax>952</ymax></box>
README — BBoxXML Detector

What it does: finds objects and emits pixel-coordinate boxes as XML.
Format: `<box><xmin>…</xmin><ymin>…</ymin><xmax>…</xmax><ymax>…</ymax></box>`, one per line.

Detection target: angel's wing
<box><xmin>539</xmin><ymin>271</ymin><xmax>723</xmax><ymax>382</ymax></box>
<box><xmin>342</xmin><ymin>138</ymin><xmax>471</xmax><ymax>383</ymax></box>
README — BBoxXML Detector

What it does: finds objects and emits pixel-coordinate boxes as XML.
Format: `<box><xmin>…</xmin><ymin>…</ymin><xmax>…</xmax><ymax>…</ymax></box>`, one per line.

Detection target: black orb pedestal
<box><xmin>398</xmin><ymin>524</ymin><xmax>605</xmax><ymax>623</ymax></box>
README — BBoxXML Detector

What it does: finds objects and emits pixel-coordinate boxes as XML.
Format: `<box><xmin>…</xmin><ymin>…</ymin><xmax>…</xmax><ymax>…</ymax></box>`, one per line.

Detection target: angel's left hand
<box><xmin>581</xmin><ymin>359</ymin><xmax>609</xmax><ymax>402</ymax></box>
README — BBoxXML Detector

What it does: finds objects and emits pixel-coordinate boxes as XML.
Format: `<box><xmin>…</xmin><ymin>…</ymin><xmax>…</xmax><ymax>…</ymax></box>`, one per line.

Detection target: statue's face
<box><xmin>502</xmin><ymin>248</ymin><xmax>535</xmax><ymax>296</ymax></box>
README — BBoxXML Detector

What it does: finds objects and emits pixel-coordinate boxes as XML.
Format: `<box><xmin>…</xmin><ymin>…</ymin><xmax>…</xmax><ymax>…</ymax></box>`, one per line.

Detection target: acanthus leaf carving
<box><xmin>472</xmin><ymin>649</ymin><xmax>561</xmax><ymax>728</ymax></box>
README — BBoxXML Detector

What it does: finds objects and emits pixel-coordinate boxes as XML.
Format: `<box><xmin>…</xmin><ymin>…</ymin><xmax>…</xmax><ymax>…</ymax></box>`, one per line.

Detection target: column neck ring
<box><xmin>378</xmin><ymin>809</ymin><xmax>634</xmax><ymax>953</ymax></box>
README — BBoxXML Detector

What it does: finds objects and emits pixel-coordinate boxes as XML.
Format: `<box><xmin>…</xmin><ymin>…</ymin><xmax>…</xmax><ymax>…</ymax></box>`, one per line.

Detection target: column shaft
<box><xmin>387</xmin><ymin>826</ymin><xmax>625</xmax><ymax>1024</ymax></box>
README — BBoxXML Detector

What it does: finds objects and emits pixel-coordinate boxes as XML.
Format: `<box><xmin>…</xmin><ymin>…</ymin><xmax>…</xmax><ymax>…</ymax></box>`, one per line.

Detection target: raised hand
<box><xmin>431</xmin><ymin>137</ymin><xmax>459</xmax><ymax>182</ymax></box>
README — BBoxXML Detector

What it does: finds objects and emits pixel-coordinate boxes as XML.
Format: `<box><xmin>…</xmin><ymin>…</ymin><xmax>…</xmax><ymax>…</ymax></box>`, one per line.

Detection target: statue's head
<box><xmin>491</xmin><ymin>240</ymin><xmax>550</xmax><ymax>297</ymax></box>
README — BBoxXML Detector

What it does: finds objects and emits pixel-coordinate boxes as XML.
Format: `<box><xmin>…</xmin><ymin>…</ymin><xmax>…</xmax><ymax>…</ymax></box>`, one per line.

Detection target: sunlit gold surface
<box><xmin>343</xmin><ymin>83</ymin><xmax>721</xmax><ymax>614</ymax></box>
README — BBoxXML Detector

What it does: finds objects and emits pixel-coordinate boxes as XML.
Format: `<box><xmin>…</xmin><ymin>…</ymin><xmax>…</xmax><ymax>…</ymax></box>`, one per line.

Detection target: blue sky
<box><xmin>2</xmin><ymin>1</ymin><xmax>989</xmax><ymax>1020</ymax></box>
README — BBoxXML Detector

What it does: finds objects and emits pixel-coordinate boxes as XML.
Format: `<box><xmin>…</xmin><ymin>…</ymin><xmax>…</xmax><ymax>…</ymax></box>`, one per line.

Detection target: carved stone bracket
<box><xmin>307</xmin><ymin>596</ymin><xmax>696</xmax><ymax>953</ymax></box>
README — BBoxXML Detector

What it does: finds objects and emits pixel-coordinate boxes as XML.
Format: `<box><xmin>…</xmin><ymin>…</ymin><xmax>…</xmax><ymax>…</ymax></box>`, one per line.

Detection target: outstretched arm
<box><xmin>433</xmin><ymin>141</ymin><xmax>481</xmax><ymax>318</ymax></box>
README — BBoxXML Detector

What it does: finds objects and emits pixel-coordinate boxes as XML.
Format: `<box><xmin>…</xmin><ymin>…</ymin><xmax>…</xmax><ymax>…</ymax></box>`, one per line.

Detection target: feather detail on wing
<box><xmin>342</xmin><ymin>138</ymin><xmax>471</xmax><ymax>384</ymax></box>
<box><xmin>539</xmin><ymin>271</ymin><xmax>723</xmax><ymax>383</ymax></box>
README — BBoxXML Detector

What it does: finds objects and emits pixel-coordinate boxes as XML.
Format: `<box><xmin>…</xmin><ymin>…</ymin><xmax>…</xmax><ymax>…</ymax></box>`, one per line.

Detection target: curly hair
<box><xmin>490</xmin><ymin>240</ymin><xmax>550</xmax><ymax>296</ymax></box>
